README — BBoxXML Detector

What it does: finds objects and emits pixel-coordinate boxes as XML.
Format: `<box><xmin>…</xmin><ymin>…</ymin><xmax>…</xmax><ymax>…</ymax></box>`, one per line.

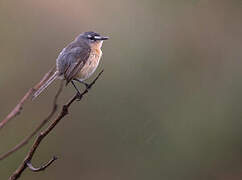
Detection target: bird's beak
<box><xmin>94</xmin><ymin>36</ymin><xmax>109</xmax><ymax>40</ymax></box>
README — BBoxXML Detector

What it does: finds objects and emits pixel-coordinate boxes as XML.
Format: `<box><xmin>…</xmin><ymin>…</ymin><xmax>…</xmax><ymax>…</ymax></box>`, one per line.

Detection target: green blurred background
<box><xmin>1</xmin><ymin>0</ymin><xmax>242</xmax><ymax>179</ymax></box>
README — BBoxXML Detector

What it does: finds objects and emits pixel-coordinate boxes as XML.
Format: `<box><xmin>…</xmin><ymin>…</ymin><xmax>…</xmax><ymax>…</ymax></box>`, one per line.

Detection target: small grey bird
<box><xmin>33</xmin><ymin>31</ymin><xmax>109</xmax><ymax>99</ymax></box>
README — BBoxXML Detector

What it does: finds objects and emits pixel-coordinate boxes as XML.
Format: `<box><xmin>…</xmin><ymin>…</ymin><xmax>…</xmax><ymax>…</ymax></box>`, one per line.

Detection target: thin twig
<box><xmin>0</xmin><ymin>67</ymin><xmax>56</xmax><ymax>130</ymax></box>
<box><xmin>9</xmin><ymin>70</ymin><xmax>104</xmax><ymax>180</ymax></box>
<box><xmin>26</xmin><ymin>156</ymin><xmax>57</xmax><ymax>172</ymax></box>
<box><xmin>0</xmin><ymin>81</ymin><xmax>64</xmax><ymax>160</ymax></box>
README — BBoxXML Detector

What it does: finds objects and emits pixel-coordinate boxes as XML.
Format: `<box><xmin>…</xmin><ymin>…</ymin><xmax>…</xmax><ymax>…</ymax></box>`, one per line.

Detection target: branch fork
<box><xmin>8</xmin><ymin>69</ymin><xmax>104</xmax><ymax>180</ymax></box>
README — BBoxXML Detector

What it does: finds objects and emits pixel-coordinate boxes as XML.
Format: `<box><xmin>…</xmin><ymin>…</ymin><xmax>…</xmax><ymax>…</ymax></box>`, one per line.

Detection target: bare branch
<box><xmin>9</xmin><ymin>70</ymin><xmax>104</xmax><ymax>180</ymax></box>
<box><xmin>26</xmin><ymin>156</ymin><xmax>57</xmax><ymax>172</ymax></box>
<box><xmin>0</xmin><ymin>67</ymin><xmax>56</xmax><ymax>130</ymax></box>
<box><xmin>0</xmin><ymin>81</ymin><xmax>64</xmax><ymax>160</ymax></box>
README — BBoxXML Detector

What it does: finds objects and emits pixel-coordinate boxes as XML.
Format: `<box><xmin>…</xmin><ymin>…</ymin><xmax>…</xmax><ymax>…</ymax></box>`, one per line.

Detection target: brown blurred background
<box><xmin>1</xmin><ymin>0</ymin><xmax>242</xmax><ymax>179</ymax></box>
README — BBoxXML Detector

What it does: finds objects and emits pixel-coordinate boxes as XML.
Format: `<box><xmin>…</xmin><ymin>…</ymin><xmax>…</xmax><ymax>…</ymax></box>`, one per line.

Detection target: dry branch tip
<box><xmin>26</xmin><ymin>156</ymin><xmax>57</xmax><ymax>172</ymax></box>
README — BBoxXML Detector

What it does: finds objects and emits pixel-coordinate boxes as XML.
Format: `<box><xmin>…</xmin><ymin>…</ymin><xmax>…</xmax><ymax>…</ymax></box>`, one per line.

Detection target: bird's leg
<box><xmin>71</xmin><ymin>80</ymin><xmax>82</xmax><ymax>100</ymax></box>
<box><xmin>74</xmin><ymin>78</ymin><xmax>90</xmax><ymax>89</ymax></box>
<box><xmin>72</xmin><ymin>70</ymin><xmax>104</xmax><ymax>100</ymax></box>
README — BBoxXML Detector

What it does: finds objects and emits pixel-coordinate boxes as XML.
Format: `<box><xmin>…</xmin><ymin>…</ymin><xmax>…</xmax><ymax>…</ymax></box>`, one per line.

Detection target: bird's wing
<box><xmin>64</xmin><ymin>46</ymin><xmax>91</xmax><ymax>85</ymax></box>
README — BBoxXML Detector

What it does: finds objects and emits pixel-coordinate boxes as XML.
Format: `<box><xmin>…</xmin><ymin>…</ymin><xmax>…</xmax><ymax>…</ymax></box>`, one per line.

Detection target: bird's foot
<box><xmin>76</xmin><ymin>92</ymin><xmax>83</xmax><ymax>101</ymax></box>
<box><xmin>83</xmin><ymin>82</ymin><xmax>91</xmax><ymax>90</ymax></box>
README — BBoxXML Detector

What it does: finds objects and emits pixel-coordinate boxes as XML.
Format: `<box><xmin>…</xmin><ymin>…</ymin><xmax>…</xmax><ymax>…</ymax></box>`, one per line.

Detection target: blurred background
<box><xmin>1</xmin><ymin>0</ymin><xmax>242</xmax><ymax>179</ymax></box>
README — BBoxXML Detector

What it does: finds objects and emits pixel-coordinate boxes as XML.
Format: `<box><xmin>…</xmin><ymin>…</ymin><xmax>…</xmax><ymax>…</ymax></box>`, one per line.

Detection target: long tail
<box><xmin>32</xmin><ymin>71</ymin><xmax>59</xmax><ymax>99</ymax></box>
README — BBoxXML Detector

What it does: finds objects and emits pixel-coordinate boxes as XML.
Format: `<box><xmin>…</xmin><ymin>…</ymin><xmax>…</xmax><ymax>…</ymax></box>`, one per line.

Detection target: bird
<box><xmin>32</xmin><ymin>31</ymin><xmax>109</xmax><ymax>99</ymax></box>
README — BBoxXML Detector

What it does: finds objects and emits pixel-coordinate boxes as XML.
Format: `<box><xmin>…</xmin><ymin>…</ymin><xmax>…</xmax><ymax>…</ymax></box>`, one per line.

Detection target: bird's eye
<box><xmin>87</xmin><ymin>35</ymin><xmax>96</xmax><ymax>41</ymax></box>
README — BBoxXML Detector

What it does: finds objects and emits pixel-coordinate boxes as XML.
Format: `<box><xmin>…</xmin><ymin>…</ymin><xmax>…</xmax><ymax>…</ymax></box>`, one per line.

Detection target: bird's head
<box><xmin>76</xmin><ymin>31</ymin><xmax>109</xmax><ymax>48</ymax></box>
